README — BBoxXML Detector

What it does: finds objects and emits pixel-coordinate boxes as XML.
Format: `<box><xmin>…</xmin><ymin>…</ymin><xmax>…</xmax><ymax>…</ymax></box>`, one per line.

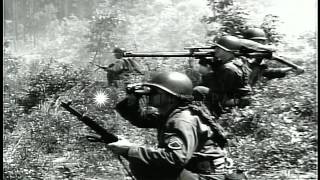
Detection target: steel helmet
<box><xmin>143</xmin><ymin>72</ymin><xmax>193</xmax><ymax>101</ymax></box>
<box><xmin>193</xmin><ymin>86</ymin><xmax>209</xmax><ymax>101</ymax></box>
<box><xmin>113</xmin><ymin>47</ymin><xmax>125</xmax><ymax>53</ymax></box>
<box><xmin>213</xmin><ymin>36</ymin><xmax>242</xmax><ymax>52</ymax></box>
<box><xmin>243</xmin><ymin>28</ymin><xmax>267</xmax><ymax>40</ymax></box>
<box><xmin>113</xmin><ymin>47</ymin><xmax>125</xmax><ymax>59</ymax></box>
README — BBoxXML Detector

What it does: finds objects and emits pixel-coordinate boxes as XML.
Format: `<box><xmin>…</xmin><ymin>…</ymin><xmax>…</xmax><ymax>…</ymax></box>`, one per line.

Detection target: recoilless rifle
<box><xmin>113</xmin><ymin>39</ymin><xmax>304</xmax><ymax>72</ymax></box>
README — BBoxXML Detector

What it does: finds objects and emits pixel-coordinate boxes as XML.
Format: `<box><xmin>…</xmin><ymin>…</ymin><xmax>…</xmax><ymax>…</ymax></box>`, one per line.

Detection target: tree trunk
<box><xmin>64</xmin><ymin>0</ymin><xmax>69</xmax><ymax>17</ymax></box>
<box><xmin>22</xmin><ymin>0</ymin><xmax>27</xmax><ymax>43</ymax></box>
<box><xmin>13</xmin><ymin>0</ymin><xmax>18</xmax><ymax>51</ymax></box>
<box><xmin>212</xmin><ymin>0</ymin><xmax>216</xmax><ymax>17</ymax></box>
<box><xmin>3</xmin><ymin>0</ymin><xmax>7</xmax><ymax>38</ymax></box>
<box><xmin>32</xmin><ymin>0</ymin><xmax>36</xmax><ymax>47</ymax></box>
<box><xmin>57</xmin><ymin>0</ymin><xmax>63</xmax><ymax>19</ymax></box>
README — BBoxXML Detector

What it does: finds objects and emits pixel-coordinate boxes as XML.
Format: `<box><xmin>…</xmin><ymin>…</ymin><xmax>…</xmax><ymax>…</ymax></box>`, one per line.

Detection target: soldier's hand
<box><xmin>238</xmin><ymin>98</ymin><xmax>251</xmax><ymax>108</ymax></box>
<box><xmin>225</xmin><ymin>157</ymin><xmax>234</xmax><ymax>168</ymax></box>
<box><xmin>108</xmin><ymin>137</ymin><xmax>134</xmax><ymax>155</ymax></box>
<box><xmin>127</xmin><ymin>93</ymin><xmax>139</xmax><ymax>106</ymax></box>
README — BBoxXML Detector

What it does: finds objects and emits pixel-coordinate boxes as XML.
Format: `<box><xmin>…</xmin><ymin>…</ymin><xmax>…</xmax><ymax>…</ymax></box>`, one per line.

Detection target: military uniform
<box><xmin>197</xmin><ymin>58</ymin><xmax>251</xmax><ymax>116</ymax></box>
<box><xmin>116</xmin><ymin>98</ymin><xmax>228</xmax><ymax>180</ymax></box>
<box><xmin>247</xmin><ymin>57</ymin><xmax>292</xmax><ymax>87</ymax></box>
<box><xmin>241</xmin><ymin>28</ymin><xmax>295</xmax><ymax>87</ymax></box>
<box><xmin>106</xmin><ymin>58</ymin><xmax>143</xmax><ymax>87</ymax></box>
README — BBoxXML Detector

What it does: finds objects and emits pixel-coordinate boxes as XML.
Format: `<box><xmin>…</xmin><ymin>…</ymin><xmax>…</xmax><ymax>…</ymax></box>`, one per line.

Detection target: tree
<box><xmin>202</xmin><ymin>0</ymin><xmax>284</xmax><ymax>44</ymax></box>
<box><xmin>202</xmin><ymin>0</ymin><xmax>250</xmax><ymax>38</ymax></box>
<box><xmin>260</xmin><ymin>14</ymin><xmax>284</xmax><ymax>44</ymax></box>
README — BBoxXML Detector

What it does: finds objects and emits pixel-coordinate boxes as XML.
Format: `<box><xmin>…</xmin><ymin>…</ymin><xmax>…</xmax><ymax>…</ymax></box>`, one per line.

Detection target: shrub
<box><xmin>17</xmin><ymin>59</ymin><xmax>91</xmax><ymax>113</ymax></box>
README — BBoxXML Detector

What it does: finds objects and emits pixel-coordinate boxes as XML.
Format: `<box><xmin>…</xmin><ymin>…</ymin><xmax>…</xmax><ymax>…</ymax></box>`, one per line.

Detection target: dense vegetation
<box><xmin>3</xmin><ymin>0</ymin><xmax>317</xmax><ymax>179</ymax></box>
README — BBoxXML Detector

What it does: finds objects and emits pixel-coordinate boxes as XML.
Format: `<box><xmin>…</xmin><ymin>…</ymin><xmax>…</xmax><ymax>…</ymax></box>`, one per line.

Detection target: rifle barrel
<box><xmin>123</xmin><ymin>51</ymin><xmax>214</xmax><ymax>58</ymax></box>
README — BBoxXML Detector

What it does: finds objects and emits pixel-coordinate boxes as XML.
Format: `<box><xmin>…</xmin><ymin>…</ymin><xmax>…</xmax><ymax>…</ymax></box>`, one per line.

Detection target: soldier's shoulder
<box><xmin>167</xmin><ymin>109</ymin><xmax>198</xmax><ymax>127</ymax></box>
<box><xmin>222</xmin><ymin>62</ymin><xmax>241</xmax><ymax>72</ymax></box>
<box><xmin>219</xmin><ymin>62</ymin><xmax>243</xmax><ymax>79</ymax></box>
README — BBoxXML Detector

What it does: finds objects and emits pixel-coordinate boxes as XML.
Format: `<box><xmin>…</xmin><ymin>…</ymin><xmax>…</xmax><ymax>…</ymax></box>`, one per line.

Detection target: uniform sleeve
<box><xmin>115</xmin><ymin>98</ymin><xmax>159</xmax><ymax>128</ymax></box>
<box><xmin>221</xmin><ymin>68</ymin><xmax>241</xmax><ymax>93</ymax></box>
<box><xmin>108</xmin><ymin>60</ymin><xmax>125</xmax><ymax>74</ymax></box>
<box><xmin>199</xmin><ymin>74</ymin><xmax>213</xmax><ymax>87</ymax></box>
<box><xmin>126</xmin><ymin>119</ymin><xmax>198</xmax><ymax>169</ymax></box>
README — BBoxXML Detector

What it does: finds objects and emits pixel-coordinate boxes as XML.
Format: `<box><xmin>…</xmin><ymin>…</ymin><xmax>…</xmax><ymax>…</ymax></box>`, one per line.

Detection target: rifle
<box><xmin>60</xmin><ymin>102</ymin><xmax>137</xmax><ymax>180</ymax></box>
<box><xmin>239</xmin><ymin>39</ymin><xmax>304</xmax><ymax>72</ymax></box>
<box><xmin>241</xmin><ymin>51</ymin><xmax>304</xmax><ymax>72</ymax></box>
<box><xmin>60</xmin><ymin>101</ymin><xmax>118</xmax><ymax>144</ymax></box>
<box><xmin>89</xmin><ymin>62</ymin><xmax>110</xmax><ymax>71</ymax></box>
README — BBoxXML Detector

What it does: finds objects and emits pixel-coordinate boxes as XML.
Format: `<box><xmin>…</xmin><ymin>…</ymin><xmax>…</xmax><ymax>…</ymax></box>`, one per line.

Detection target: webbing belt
<box><xmin>186</xmin><ymin>157</ymin><xmax>226</xmax><ymax>175</ymax></box>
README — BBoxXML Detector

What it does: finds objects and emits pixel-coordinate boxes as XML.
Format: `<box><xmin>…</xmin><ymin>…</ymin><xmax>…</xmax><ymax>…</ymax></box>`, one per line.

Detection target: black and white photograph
<box><xmin>3</xmin><ymin>0</ymin><xmax>317</xmax><ymax>179</ymax></box>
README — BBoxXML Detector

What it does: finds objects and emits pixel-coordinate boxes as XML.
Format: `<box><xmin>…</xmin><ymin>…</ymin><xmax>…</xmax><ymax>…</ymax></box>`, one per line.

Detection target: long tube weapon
<box><xmin>113</xmin><ymin>42</ymin><xmax>304</xmax><ymax>72</ymax></box>
<box><xmin>114</xmin><ymin>47</ymin><xmax>216</xmax><ymax>59</ymax></box>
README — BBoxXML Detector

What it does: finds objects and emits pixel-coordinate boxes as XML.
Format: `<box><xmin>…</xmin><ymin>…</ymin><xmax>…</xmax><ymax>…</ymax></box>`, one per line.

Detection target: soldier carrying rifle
<box><xmin>108</xmin><ymin>72</ymin><xmax>245</xmax><ymax>180</ymax></box>
<box><xmin>193</xmin><ymin>36</ymin><xmax>252</xmax><ymax>117</ymax></box>
<box><xmin>92</xmin><ymin>47</ymin><xmax>144</xmax><ymax>87</ymax></box>
<box><xmin>241</xmin><ymin>28</ymin><xmax>304</xmax><ymax>88</ymax></box>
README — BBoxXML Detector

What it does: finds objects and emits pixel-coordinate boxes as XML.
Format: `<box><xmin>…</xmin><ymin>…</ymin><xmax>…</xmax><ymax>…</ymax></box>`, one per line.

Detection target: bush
<box><xmin>202</xmin><ymin>0</ymin><xmax>251</xmax><ymax>38</ymax></box>
<box><xmin>17</xmin><ymin>59</ymin><xmax>91</xmax><ymax>113</ymax></box>
<box><xmin>260</xmin><ymin>14</ymin><xmax>285</xmax><ymax>44</ymax></box>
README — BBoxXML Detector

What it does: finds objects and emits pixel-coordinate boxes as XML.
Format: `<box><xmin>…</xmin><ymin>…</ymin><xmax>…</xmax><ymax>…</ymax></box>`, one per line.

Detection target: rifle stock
<box><xmin>60</xmin><ymin>102</ymin><xmax>118</xmax><ymax>144</ymax></box>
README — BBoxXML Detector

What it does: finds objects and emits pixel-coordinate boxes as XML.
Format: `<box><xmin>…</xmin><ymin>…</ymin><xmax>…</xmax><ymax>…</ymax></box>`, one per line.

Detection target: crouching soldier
<box><xmin>93</xmin><ymin>47</ymin><xmax>144</xmax><ymax>87</ymax></box>
<box><xmin>194</xmin><ymin>36</ymin><xmax>252</xmax><ymax>117</ymax></box>
<box><xmin>242</xmin><ymin>28</ymin><xmax>304</xmax><ymax>87</ymax></box>
<box><xmin>108</xmin><ymin>72</ymin><xmax>243</xmax><ymax>180</ymax></box>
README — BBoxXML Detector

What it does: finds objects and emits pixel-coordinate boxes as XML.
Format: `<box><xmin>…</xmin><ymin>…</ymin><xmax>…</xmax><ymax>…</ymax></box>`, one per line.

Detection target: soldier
<box><xmin>92</xmin><ymin>47</ymin><xmax>144</xmax><ymax>87</ymax></box>
<box><xmin>242</xmin><ymin>28</ymin><xmax>268</xmax><ymax>44</ymax></box>
<box><xmin>242</xmin><ymin>28</ymin><xmax>304</xmax><ymax>87</ymax></box>
<box><xmin>108</xmin><ymin>72</ymin><xmax>241</xmax><ymax>180</ymax></box>
<box><xmin>194</xmin><ymin>36</ymin><xmax>252</xmax><ymax>117</ymax></box>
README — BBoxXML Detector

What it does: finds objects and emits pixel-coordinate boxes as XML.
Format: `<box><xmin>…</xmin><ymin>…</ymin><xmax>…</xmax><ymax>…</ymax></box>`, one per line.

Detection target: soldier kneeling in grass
<box><xmin>109</xmin><ymin>72</ymin><xmax>244</xmax><ymax>180</ymax></box>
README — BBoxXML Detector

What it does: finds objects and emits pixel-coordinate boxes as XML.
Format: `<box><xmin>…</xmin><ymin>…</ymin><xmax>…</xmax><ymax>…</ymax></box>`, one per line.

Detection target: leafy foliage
<box><xmin>202</xmin><ymin>0</ymin><xmax>250</xmax><ymax>37</ymax></box>
<box><xmin>202</xmin><ymin>0</ymin><xmax>251</xmax><ymax>39</ymax></box>
<box><xmin>16</xmin><ymin>59</ymin><xmax>91</xmax><ymax>113</ymax></box>
<box><xmin>3</xmin><ymin>1</ymin><xmax>317</xmax><ymax>180</ymax></box>
<box><xmin>202</xmin><ymin>0</ymin><xmax>285</xmax><ymax>44</ymax></box>
<box><xmin>218</xmin><ymin>52</ymin><xmax>317</xmax><ymax>178</ymax></box>
<box><xmin>37</xmin><ymin>15</ymin><xmax>91</xmax><ymax>64</ymax></box>
<box><xmin>260</xmin><ymin>14</ymin><xmax>285</xmax><ymax>44</ymax></box>
<box><xmin>86</xmin><ymin>1</ymin><xmax>128</xmax><ymax>64</ymax></box>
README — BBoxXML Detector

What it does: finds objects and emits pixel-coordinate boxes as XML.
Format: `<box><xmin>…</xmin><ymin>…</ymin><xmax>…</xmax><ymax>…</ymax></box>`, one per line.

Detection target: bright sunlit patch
<box><xmin>93</xmin><ymin>90</ymin><xmax>109</xmax><ymax>107</ymax></box>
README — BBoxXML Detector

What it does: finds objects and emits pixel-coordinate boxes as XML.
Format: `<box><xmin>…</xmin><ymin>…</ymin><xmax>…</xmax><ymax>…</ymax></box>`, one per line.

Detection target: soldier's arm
<box><xmin>124</xmin><ymin>118</ymin><xmax>198</xmax><ymax>170</ymax></box>
<box><xmin>115</xmin><ymin>97</ymin><xmax>159</xmax><ymax>128</ymax></box>
<box><xmin>221</xmin><ymin>68</ymin><xmax>240</xmax><ymax>94</ymax></box>
<box><xmin>221</xmin><ymin>69</ymin><xmax>250</xmax><ymax>107</ymax></box>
